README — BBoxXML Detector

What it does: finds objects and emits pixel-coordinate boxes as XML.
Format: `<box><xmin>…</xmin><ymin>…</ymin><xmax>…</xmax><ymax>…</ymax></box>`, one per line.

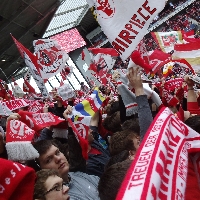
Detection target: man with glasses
<box><xmin>34</xmin><ymin>169</ymin><xmax>70</xmax><ymax>200</ymax></box>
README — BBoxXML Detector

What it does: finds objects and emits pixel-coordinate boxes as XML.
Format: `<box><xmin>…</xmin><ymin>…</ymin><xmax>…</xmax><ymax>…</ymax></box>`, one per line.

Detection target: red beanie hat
<box><xmin>0</xmin><ymin>158</ymin><xmax>36</xmax><ymax>200</ymax></box>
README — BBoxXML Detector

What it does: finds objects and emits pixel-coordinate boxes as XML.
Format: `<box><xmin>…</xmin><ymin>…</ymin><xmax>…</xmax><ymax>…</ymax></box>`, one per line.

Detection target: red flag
<box><xmin>23</xmin><ymin>79</ymin><xmax>36</xmax><ymax>94</ymax></box>
<box><xmin>60</xmin><ymin>80</ymin><xmax>64</xmax><ymax>87</ymax></box>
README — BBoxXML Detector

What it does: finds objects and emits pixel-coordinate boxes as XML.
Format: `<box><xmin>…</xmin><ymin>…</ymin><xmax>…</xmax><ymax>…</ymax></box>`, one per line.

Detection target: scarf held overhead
<box><xmin>117</xmin><ymin>107</ymin><xmax>200</xmax><ymax>200</ymax></box>
<box><xmin>68</xmin><ymin>87</ymin><xmax>105</xmax><ymax>159</ymax></box>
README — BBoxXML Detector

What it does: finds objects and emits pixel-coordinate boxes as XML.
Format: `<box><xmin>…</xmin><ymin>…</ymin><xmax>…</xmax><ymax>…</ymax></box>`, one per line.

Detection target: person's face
<box><xmin>44</xmin><ymin>175</ymin><xmax>70</xmax><ymax>200</ymax></box>
<box><xmin>39</xmin><ymin>145</ymin><xmax>69</xmax><ymax>179</ymax></box>
<box><xmin>132</xmin><ymin>135</ymin><xmax>140</xmax><ymax>150</ymax></box>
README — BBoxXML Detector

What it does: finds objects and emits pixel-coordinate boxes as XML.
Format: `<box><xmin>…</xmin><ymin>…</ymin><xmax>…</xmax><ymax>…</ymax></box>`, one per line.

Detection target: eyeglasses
<box><xmin>43</xmin><ymin>182</ymin><xmax>68</xmax><ymax>196</ymax></box>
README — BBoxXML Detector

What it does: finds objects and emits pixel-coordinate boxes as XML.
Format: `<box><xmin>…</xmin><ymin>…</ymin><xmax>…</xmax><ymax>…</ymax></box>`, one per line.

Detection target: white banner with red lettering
<box><xmin>116</xmin><ymin>107</ymin><xmax>200</xmax><ymax>200</ymax></box>
<box><xmin>3</xmin><ymin>99</ymin><xmax>29</xmax><ymax>111</ymax></box>
<box><xmin>86</xmin><ymin>0</ymin><xmax>165</xmax><ymax>60</ymax></box>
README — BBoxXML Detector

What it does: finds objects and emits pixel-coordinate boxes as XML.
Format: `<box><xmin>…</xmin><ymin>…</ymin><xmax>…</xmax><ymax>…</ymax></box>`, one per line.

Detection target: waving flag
<box><xmin>151</xmin><ymin>31</ymin><xmax>183</xmax><ymax>53</ymax></box>
<box><xmin>86</xmin><ymin>0</ymin><xmax>165</xmax><ymax>60</ymax></box>
<box><xmin>68</xmin><ymin>87</ymin><xmax>105</xmax><ymax>159</ymax></box>
<box><xmin>23</xmin><ymin>69</ymin><xmax>32</xmax><ymax>92</ymax></box>
<box><xmin>23</xmin><ymin>79</ymin><xmax>37</xmax><ymax>94</ymax></box>
<box><xmin>117</xmin><ymin>107</ymin><xmax>200</xmax><ymax>200</ymax></box>
<box><xmin>33</xmin><ymin>39</ymin><xmax>69</xmax><ymax>80</ymax></box>
<box><xmin>173</xmin><ymin>42</ymin><xmax>200</xmax><ymax>71</ymax></box>
<box><xmin>89</xmin><ymin>52</ymin><xmax>116</xmax><ymax>71</ymax></box>
<box><xmin>60</xmin><ymin>65</ymin><xmax>73</xmax><ymax>81</ymax></box>
<box><xmin>11</xmin><ymin>35</ymin><xmax>49</xmax><ymax>98</ymax></box>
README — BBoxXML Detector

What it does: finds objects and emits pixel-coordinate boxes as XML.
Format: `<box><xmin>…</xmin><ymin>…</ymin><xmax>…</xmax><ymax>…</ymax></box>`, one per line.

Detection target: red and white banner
<box><xmin>151</xmin><ymin>31</ymin><xmax>183</xmax><ymax>53</ymax></box>
<box><xmin>27</xmin><ymin>101</ymin><xmax>44</xmax><ymax>113</ymax></box>
<box><xmin>3</xmin><ymin>99</ymin><xmax>29</xmax><ymax>111</ymax></box>
<box><xmin>18</xmin><ymin>110</ymin><xmax>65</xmax><ymax>133</ymax></box>
<box><xmin>87</xmin><ymin>0</ymin><xmax>165</xmax><ymax>60</ymax></box>
<box><xmin>173</xmin><ymin>42</ymin><xmax>200</xmax><ymax>71</ymax></box>
<box><xmin>33</xmin><ymin>39</ymin><xmax>69</xmax><ymax>80</ymax></box>
<box><xmin>117</xmin><ymin>107</ymin><xmax>200</xmax><ymax>200</ymax></box>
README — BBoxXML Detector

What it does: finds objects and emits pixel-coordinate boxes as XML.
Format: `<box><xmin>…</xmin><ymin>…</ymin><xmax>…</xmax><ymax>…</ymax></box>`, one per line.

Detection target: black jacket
<box><xmin>87</xmin><ymin>140</ymin><xmax>110</xmax><ymax>177</ymax></box>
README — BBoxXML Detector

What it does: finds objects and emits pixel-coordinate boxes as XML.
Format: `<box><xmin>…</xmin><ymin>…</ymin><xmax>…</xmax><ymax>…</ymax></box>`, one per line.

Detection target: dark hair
<box><xmin>27</xmin><ymin>140</ymin><xmax>60</xmax><ymax>171</ymax></box>
<box><xmin>107</xmin><ymin>101</ymin><xmax>120</xmax><ymax>116</ymax></box>
<box><xmin>33</xmin><ymin>140</ymin><xmax>59</xmax><ymax>157</ymax></box>
<box><xmin>34</xmin><ymin>169</ymin><xmax>59</xmax><ymax>200</ymax></box>
<box><xmin>121</xmin><ymin>118</ymin><xmax>140</xmax><ymax>135</ymax></box>
<box><xmin>185</xmin><ymin>115</ymin><xmax>200</xmax><ymax>134</ymax></box>
<box><xmin>105</xmin><ymin>150</ymin><xmax>129</xmax><ymax>170</ymax></box>
<box><xmin>103</xmin><ymin>111</ymin><xmax>122</xmax><ymax>133</ymax></box>
<box><xmin>98</xmin><ymin>160</ymin><xmax>132</xmax><ymax>200</ymax></box>
<box><xmin>109</xmin><ymin>130</ymin><xmax>137</xmax><ymax>156</ymax></box>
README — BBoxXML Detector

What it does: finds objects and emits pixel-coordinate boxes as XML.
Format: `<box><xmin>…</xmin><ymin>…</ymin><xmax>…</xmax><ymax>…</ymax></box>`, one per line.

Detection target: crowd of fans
<box><xmin>186</xmin><ymin>1</ymin><xmax>200</xmax><ymax>23</ymax></box>
<box><xmin>1</xmin><ymin>1</ymin><xmax>200</xmax><ymax>200</ymax></box>
<box><xmin>0</xmin><ymin>61</ymin><xmax>200</xmax><ymax>199</ymax></box>
<box><xmin>150</xmin><ymin>0</ymin><xmax>188</xmax><ymax>25</ymax></box>
<box><xmin>144</xmin><ymin>1</ymin><xmax>200</xmax><ymax>51</ymax></box>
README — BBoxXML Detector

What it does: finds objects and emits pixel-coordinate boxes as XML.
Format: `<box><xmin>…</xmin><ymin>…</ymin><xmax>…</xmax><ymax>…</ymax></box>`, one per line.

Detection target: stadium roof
<box><xmin>0</xmin><ymin>0</ymin><xmax>63</xmax><ymax>81</ymax></box>
<box><xmin>43</xmin><ymin>0</ymin><xmax>89</xmax><ymax>38</ymax></box>
<box><xmin>0</xmin><ymin>0</ymin><xmax>98</xmax><ymax>82</ymax></box>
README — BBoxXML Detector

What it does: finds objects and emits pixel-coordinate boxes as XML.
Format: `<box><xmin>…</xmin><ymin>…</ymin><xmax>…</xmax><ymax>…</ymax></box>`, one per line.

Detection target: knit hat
<box><xmin>5</xmin><ymin>119</ymin><xmax>39</xmax><ymax>161</ymax></box>
<box><xmin>117</xmin><ymin>83</ymin><xmax>138</xmax><ymax>116</ymax></box>
<box><xmin>0</xmin><ymin>158</ymin><xmax>35</xmax><ymax>200</ymax></box>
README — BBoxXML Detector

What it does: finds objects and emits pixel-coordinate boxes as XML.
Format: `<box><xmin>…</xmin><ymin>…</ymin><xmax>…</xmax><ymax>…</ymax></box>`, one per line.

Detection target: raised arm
<box><xmin>127</xmin><ymin>67</ymin><xmax>153</xmax><ymax>141</ymax></box>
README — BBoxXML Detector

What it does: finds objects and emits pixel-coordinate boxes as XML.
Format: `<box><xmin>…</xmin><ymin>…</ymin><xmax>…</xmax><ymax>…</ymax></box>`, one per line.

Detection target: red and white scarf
<box><xmin>18</xmin><ymin>110</ymin><xmax>65</xmax><ymax>133</ymax></box>
<box><xmin>117</xmin><ymin>107</ymin><xmax>200</xmax><ymax>200</ymax></box>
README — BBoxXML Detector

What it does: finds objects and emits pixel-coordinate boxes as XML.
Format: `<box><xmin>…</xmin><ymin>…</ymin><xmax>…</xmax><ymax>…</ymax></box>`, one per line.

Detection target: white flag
<box><xmin>87</xmin><ymin>0</ymin><xmax>165</xmax><ymax>60</ymax></box>
<box><xmin>33</xmin><ymin>39</ymin><xmax>69</xmax><ymax>80</ymax></box>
